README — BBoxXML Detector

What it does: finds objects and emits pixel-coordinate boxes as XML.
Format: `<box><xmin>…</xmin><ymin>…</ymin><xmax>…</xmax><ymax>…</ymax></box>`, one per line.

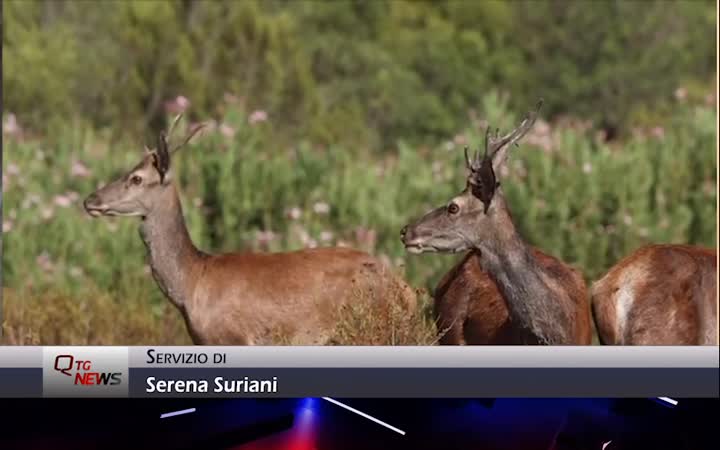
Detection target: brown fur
<box><xmin>435</xmin><ymin>248</ymin><xmax>592</xmax><ymax>345</ymax></box>
<box><xmin>186</xmin><ymin>248</ymin><xmax>417</xmax><ymax>345</ymax></box>
<box><xmin>591</xmin><ymin>244</ymin><xmax>717</xmax><ymax>345</ymax></box>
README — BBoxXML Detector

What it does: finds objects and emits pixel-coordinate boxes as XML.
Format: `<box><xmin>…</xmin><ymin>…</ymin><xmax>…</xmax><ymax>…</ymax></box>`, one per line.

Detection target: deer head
<box><xmin>401</xmin><ymin>100</ymin><xmax>542</xmax><ymax>254</ymax></box>
<box><xmin>83</xmin><ymin>115</ymin><xmax>204</xmax><ymax>218</ymax></box>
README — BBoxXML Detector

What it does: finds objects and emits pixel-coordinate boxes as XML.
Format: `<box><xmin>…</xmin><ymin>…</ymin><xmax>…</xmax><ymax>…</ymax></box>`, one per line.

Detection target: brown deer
<box><xmin>592</xmin><ymin>244</ymin><xmax>717</xmax><ymax>345</ymax></box>
<box><xmin>401</xmin><ymin>101</ymin><xmax>592</xmax><ymax>345</ymax></box>
<box><xmin>83</xmin><ymin>117</ymin><xmax>416</xmax><ymax>345</ymax></box>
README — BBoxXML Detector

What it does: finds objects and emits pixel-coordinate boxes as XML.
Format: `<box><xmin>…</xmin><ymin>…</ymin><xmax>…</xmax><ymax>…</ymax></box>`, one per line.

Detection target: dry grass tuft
<box><xmin>1</xmin><ymin>288</ymin><xmax>191</xmax><ymax>345</ymax></box>
<box><xmin>330</xmin><ymin>274</ymin><xmax>439</xmax><ymax>345</ymax></box>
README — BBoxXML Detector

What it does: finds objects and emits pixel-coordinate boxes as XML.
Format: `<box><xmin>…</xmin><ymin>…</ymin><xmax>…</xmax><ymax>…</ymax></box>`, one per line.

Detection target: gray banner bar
<box><xmin>129</xmin><ymin>346</ymin><xmax>720</xmax><ymax>368</ymax></box>
<box><xmin>0</xmin><ymin>347</ymin><xmax>42</xmax><ymax>367</ymax></box>
<box><xmin>129</xmin><ymin>368</ymin><xmax>719</xmax><ymax>398</ymax></box>
<box><xmin>2</xmin><ymin>346</ymin><xmax>717</xmax><ymax>368</ymax></box>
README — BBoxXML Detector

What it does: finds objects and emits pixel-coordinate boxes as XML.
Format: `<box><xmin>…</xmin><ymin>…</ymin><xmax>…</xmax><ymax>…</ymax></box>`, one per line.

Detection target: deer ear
<box><xmin>469</xmin><ymin>151</ymin><xmax>498</xmax><ymax>214</ymax></box>
<box><xmin>153</xmin><ymin>131</ymin><xmax>171</xmax><ymax>183</ymax></box>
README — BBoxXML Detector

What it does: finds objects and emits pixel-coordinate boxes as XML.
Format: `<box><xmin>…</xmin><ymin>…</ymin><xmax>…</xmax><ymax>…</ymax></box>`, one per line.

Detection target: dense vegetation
<box><xmin>3</xmin><ymin>0</ymin><xmax>715</xmax><ymax>146</ymax></box>
<box><xmin>1</xmin><ymin>0</ymin><xmax>716</xmax><ymax>344</ymax></box>
<box><xmin>3</xmin><ymin>93</ymin><xmax>715</xmax><ymax>344</ymax></box>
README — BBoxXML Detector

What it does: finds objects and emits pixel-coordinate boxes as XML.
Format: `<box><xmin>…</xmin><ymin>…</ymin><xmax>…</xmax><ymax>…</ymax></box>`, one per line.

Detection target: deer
<box><xmin>591</xmin><ymin>244</ymin><xmax>717</xmax><ymax>345</ymax></box>
<box><xmin>401</xmin><ymin>101</ymin><xmax>592</xmax><ymax>345</ymax></box>
<box><xmin>82</xmin><ymin>116</ymin><xmax>416</xmax><ymax>345</ymax></box>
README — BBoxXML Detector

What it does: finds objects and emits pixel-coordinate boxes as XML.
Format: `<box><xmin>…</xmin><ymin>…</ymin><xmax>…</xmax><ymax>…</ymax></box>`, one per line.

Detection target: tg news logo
<box><xmin>54</xmin><ymin>354</ymin><xmax>123</xmax><ymax>386</ymax></box>
<box><xmin>43</xmin><ymin>347</ymin><xmax>128</xmax><ymax>396</ymax></box>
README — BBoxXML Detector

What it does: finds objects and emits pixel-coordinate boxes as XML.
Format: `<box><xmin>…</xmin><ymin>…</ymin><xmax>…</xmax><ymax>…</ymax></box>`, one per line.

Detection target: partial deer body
<box><xmin>401</xmin><ymin>101</ymin><xmax>592</xmax><ymax>345</ymax></box>
<box><xmin>592</xmin><ymin>244</ymin><xmax>717</xmax><ymax>345</ymax></box>
<box><xmin>84</xmin><ymin>119</ymin><xmax>415</xmax><ymax>345</ymax></box>
<box><xmin>435</xmin><ymin>248</ymin><xmax>590</xmax><ymax>345</ymax></box>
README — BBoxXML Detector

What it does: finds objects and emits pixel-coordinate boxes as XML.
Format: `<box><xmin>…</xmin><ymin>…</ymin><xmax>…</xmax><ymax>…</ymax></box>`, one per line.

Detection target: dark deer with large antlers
<box><xmin>83</xmin><ymin>116</ymin><xmax>416</xmax><ymax>345</ymax></box>
<box><xmin>592</xmin><ymin>244</ymin><xmax>717</xmax><ymax>345</ymax></box>
<box><xmin>401</xmin><ymin>101</ymin><xmax>592</xmax><ymax>345</ymax></box>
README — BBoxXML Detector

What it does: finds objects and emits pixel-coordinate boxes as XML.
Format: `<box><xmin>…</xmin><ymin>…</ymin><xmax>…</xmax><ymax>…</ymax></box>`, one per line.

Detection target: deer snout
<box><xmin>83</xmin><ymin>193</ymin><xmax>105</xmax><ymax>217</ymax></box>
<box><xmin>400</xmin><ymin>224</ymin><xmax>419</xmax><ymax>246</ymax></box>
<box><xmin>401</xmin><ymin>227</ymin><xmax>426</xmax><ymax>254</ymax></box>
<box><xmin>400</xmin><ymin>225</ymin><xmax>411</xmax><ymax>244</ymax></box>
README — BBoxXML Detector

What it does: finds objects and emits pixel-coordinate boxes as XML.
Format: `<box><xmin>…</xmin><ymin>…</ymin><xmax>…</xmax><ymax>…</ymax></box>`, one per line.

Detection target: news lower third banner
<box><xmin>0</xmin><ymin>347</ymin><xmax>718</xmax><ymax>398</ymax></box>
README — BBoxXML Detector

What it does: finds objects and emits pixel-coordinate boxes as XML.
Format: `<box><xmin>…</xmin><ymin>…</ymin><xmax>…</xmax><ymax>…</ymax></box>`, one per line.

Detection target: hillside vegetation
<box><xmin>1</xmin><ymin>0</ymin><xmax>716</xmax><ymax>344</ymax></box>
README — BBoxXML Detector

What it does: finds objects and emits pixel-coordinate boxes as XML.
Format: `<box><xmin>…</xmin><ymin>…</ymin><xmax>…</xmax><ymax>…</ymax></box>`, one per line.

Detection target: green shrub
<box><xmin>2</xmin><ymin>93</ymin><xmax>715</xmax><ymax>344</ymax></box>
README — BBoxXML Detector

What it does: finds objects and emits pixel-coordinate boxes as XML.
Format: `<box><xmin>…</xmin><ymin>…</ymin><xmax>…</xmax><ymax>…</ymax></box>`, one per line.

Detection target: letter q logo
<box><xmin>54</xmin><ymin>355</ymin><xmax>74</xmax><ymax>376</ymax></box>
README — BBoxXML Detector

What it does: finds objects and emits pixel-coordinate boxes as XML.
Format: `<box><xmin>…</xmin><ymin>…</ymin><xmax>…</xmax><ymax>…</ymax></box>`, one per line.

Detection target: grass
<box><xmin>1</xmin><ymin>288</ymin><xmax>191</xmax><ymax>345</ymax></box>
<box><xmin>1</xmin><ymin>93</ymin><xmax>716</xmax><ymax>345</ymax></box>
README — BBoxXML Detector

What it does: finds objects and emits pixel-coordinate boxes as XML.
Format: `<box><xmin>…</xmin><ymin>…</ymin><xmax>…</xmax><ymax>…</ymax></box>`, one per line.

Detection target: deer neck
<box><xmin>476</xmin><ymin>199</ymin><xmax>571</xmax><ymax>344</ymax></box>
<box><xmin>139</xmin><ymin>185</ymin><xmax>204</xmax><ymax>312</ymax></box>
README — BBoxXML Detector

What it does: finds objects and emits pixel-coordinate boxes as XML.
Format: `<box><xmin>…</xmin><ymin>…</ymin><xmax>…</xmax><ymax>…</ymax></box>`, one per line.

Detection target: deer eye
<box><xmin>130</xmin><ymin>175</ymin><xmax>143</xmax><ymax>185</ymax></box>
<box><xmin>447</xmin><ymin>203</ymin><xmax>460</xmax><ymax>214</ymax></box>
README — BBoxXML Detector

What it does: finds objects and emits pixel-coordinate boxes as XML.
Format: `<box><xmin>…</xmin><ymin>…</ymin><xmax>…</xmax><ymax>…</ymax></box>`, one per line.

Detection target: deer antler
<box><xmin>465</xmin><ymin>99</ymin><xmax>543</xmax><ymax>213</ymax></box>
<box><xmin>149</xmin><ymin>114</ymin><xmax>207</xmax><ymax>182</ymax></box>
<box><xmin>170</xmin><ymin>122</ymin><xmax>206</xmax><ymax>154</ymax></box>
<box><xmin>165</xmin><ymin>113</ymin><xmax>207</xmax><ymax>154</ymax></box>
<box><xmin>484</xmin><ymin>99</ymin><xmax>543</xmax><ymax>169</ymax></box>
<box><xmin>167</xmin><ymin>113</ymin><xmax>184</xmax><ymax>142</ymax></box>
<box><xmin>464</xmin><ymin>146</ymin><xmax>472</xmax><ymax>169</ymax></box>
<box><xmin>492</xmin><ymin>99</ymin><xmax>542</xmax><ymax>148</ymax></box>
